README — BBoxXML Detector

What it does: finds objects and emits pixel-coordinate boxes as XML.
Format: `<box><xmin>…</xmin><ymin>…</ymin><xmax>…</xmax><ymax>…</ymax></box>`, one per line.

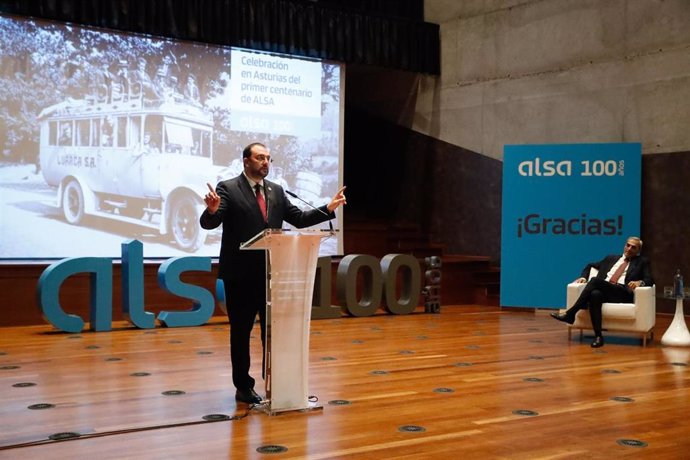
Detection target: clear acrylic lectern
<box><xmin>240</xmin><ymin>228</ymin><xmax>333</xmax><ymax>415</ymax></box>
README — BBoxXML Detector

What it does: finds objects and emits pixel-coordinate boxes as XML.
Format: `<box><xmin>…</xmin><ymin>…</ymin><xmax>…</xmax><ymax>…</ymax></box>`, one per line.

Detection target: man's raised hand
<box><xmin>327</xmin><ymin>186</ymin><xmax>347</xmax><ymax>213</ymax></box>
<box><xmin>204</xmin><ymin>182</ymin><xmax>221</xmax><ymax>214</ymax></box>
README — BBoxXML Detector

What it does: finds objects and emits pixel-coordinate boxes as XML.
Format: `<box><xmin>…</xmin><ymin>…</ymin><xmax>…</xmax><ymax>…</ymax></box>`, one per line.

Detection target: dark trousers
<box><xmin>222</xmin><ymin>275</ymin><xmax>267</xmax><ymax>391</ymax></box>
<box><xmin>569</xmin><ymin>277</ymin><xmax>634</xmax><ymax>336</ymax></box>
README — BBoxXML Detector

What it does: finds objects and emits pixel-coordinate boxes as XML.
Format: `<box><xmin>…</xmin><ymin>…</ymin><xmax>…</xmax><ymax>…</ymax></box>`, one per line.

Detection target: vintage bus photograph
<box><xmin>0</xmin><ymin>14</ymin><xmax>342</xmax><ymax>259</ymax></box>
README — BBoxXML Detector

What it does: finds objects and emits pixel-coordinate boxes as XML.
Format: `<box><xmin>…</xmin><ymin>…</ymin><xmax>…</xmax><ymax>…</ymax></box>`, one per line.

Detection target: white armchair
<box><xmin>564</xmin><ymin>270</ymin><xmax>656</xmax><ymax>347</ymax></box>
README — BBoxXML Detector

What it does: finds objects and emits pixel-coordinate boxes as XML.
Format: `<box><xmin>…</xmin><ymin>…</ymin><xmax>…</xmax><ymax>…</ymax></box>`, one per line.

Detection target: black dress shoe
<box><xmin>550</xmin><ymin>312</ymin><xmax>574</xmax><ymax>325</ymax></box>
<box><xmin>591</xmin><ymin>336</ymin><xmax>604</xmax><ymax>348</ymax></box>
<box><xmin>235</xmin><ymin>388</ymin><xmax>262</xmax><ymax>404</ymax></box>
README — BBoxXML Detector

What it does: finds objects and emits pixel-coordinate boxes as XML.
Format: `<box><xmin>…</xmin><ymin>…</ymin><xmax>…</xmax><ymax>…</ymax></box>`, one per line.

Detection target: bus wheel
<box><xmin>170</xmin><ymin>195</ymin><xmax>206</xmax><ymax>252</ymax></box>
<box><xmin>62</xmin><ymin>180</ymin><xmax>85</xmax><ymax>224</ymax></box>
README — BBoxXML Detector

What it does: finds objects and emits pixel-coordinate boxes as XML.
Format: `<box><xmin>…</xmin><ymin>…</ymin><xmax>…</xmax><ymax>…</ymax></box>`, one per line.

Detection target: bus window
<box><xmin>144</xmin><ymin>116</ymin><xmax>162</xmax><ymax>153</ymax></box>
<box><xmin>91</xmin><ymin>118</ymin><xmax>101</xmax><ymax>147</ymax></box>
<box><xmin>101</xmin><ymin>116</ymin><xmax>115</xmax><ymax>147</ymax></box>
<box><xmin>76</xmin><ymin>119</ymin><xmax>90</xmax><ymax>146</ymax></box>
<box><xmin>58</xmin><ymin>121</ymin><xmax>73</xmax><ymax>146</ymax></box>
<box><xmin>191</xmin><ymin>141</ymin><xmax>200</xmax><ymax>156</ymax></box>
<box><xmin>117</xmin><ymin>116</ymin><xmax>127</xmax><ymax>147</ymax></box>
<box><xmin>49</xmin><ymin>121</ymin><xmax>58</xmax><ymax>146</ymax></box>
<box><xmin>164</xmin><ymin>120</ymin><xmax>193</xmax><ymax>154</ymax></box>
<box><xmin>130</xmin><ymin>116</ymin><xmax>142</xmax><ymax>149</ymax></box>
<box><xmin>201</xmin><ymin>130</ymin><xmax>211</xmax><ymax>157</ymax></box>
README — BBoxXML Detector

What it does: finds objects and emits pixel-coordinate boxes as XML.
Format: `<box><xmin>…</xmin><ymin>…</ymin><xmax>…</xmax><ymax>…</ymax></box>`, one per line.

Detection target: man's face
<box><xmin>623</xmin><ymin>239</ymin><xmax>641</xmax><ymax>259</ymax></box>
<box><xmin>244</xmin><ymin>145</ymin><xmax>270</xmax><ymax>180</ymax></box>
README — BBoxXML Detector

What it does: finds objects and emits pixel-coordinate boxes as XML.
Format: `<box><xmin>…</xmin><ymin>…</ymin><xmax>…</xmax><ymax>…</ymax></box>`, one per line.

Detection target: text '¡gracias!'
<box><xmin>517</xmin><ymin>214</ymin><xmax>622</xmax><ymax>238</ymax></box>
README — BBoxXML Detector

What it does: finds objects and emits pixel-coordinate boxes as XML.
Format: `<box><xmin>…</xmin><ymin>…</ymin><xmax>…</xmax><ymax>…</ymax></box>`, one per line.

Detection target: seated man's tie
<box><xmin>608</xmin><ymin>259</ymin><xmax>629</xmax><ymax>285</ymax></box>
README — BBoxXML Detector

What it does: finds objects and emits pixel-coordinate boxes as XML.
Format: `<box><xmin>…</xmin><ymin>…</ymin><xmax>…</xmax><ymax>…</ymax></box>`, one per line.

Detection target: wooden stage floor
<box><xmin>0</xmin><ymin>306</ymin><xmax>688</xmax><ymax>459</ymax></box>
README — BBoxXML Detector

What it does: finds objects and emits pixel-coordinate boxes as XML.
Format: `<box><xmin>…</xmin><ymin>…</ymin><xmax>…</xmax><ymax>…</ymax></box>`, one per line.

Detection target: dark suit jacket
<box><xmin>199</xmin><ymin>174</ymin><xmax>333</xmax><ymax>281</ymax></box>
<box><xmin>581</xmin><ymin>254</ymin><xmax>654</xmax><ymax>287</ymax></box>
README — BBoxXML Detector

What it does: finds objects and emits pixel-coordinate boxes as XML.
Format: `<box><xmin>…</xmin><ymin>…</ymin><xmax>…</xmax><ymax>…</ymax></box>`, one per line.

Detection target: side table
<box><xmin>661</xmin><ymin>295</ymin><xmax>690</xmax><ymax>346</ymax></box>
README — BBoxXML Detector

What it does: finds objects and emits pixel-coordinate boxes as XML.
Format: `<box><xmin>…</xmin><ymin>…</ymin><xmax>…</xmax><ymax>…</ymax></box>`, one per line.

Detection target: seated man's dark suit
<box><xmin>568</xmin><ymin>254</ymin><xmax>654</xmax><ymax>336</ymax></box>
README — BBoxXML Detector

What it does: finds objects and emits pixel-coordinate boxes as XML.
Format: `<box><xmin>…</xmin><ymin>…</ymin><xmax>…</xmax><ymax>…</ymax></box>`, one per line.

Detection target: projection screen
<box><xmin>0</xmin><ymin>14</ymin><xmax>344</xmax><ymax>260</ymax></box>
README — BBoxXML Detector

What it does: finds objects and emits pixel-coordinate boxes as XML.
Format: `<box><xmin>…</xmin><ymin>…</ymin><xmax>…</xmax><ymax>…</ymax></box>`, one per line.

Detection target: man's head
<box><xmin>243</xmin><ymin>142</ymin><xmax>271</xmax><ymax>181</ymax></box>
<box><xmin>623</xmin><ymin>236</ymin><xmax>643</xmax><ymax>259</ymax></box>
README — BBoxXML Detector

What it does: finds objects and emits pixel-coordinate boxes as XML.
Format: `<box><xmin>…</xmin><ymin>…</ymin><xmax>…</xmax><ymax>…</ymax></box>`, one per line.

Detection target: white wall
<box><xmin>417</xmin><ymin>0</ymin><xmax>690</xmax><ymax>160</ymax></box>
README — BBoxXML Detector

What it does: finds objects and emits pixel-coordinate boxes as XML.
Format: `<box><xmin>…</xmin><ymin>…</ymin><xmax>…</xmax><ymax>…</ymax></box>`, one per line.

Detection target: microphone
<box><xmin>285</xmin><ymin>190</ymin><xmax>334</xmax><ymax>232</ymax></box>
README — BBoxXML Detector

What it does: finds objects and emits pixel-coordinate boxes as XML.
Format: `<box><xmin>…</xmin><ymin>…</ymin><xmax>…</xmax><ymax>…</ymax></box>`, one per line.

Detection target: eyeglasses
<box><xmin>625</xmin><ymin>243</ymin><xmax>639</xmax><ymax>249</ymax></box>
<box><xmin>253</xmin><ymin>154</ymin><xmax>273</xmax><ymax>163</ymax></box>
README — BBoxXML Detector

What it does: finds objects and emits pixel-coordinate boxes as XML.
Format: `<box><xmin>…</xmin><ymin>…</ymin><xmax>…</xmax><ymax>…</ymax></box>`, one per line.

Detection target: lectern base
<box><xmin>258</xmin><ymin>400</ymin><xmax>324</xmax><ymax>416</ymax></box>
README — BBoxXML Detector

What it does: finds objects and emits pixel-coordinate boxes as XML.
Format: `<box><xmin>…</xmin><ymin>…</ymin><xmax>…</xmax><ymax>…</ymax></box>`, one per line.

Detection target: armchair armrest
<box><xmin>566</xmin><ymin>282</ymin><xmax>586</xmax><ymax>310</ymax></box>
<box><xmin>632</xmin><ymin>285</ymin><xmax>656</xmax><ymax>328</ymax></box>
<box><xmin>633</xmin><ymin>285</ymin><xmax>654</xmax><ymax>303</ymax></box>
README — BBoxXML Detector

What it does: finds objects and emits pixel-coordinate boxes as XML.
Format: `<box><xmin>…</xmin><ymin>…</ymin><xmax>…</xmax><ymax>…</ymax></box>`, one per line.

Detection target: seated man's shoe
<box><xmin>235</xmin><ymin>387</ymin><xmax>262</xmax><ymax>404</ymax></box>
<box><xmin>550</xmin><ymin>312</ymin><xmax>574</xmax><ymax>325</ymax></box>
<box><xmin>591</xmin><ymin>336</ymin><xmax>605</xmax><ymax>348</ymax></box>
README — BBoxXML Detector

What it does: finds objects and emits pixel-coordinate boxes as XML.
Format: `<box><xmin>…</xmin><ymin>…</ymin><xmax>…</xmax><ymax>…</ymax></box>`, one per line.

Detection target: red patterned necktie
<box><xmin>255</xmin><ymin>184</ymin><xmax>267</xmax><ymax>222</ymax></box>
<box><xmin>609</xmin><ymin>259</ymin><xmax>629</xmax><ymax>284</ymax></box>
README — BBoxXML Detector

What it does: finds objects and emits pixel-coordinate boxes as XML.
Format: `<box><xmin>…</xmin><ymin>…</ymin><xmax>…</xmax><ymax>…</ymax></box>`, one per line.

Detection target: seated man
<box><xmin>551</xmin><ymin>236</ymin><xmax>653</xmax><ymax>348</ymax></box>
<box><xmin>141</xmin><ymin>132</ymin><xmax>160</xmax><ymax>153</ymax></box>
<box><xmin>58</xmin><ymin>124</ymin><xmax>72</xmax><ymax>146</ymax></box>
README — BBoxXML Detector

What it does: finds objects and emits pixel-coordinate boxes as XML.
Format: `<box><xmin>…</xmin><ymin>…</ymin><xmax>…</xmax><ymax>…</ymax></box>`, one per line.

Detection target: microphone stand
<box><xmin>285</xmin><ymin>190</ymin><xmax>335</xmax><ymax>233</ymax></box>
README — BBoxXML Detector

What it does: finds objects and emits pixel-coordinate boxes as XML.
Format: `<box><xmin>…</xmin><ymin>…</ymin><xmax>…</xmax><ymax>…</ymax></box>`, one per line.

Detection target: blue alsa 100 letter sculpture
<box><xmin>37</xmin><ymin>244</ymin><xmax>425</xmax><ymax>332</ymax></box>
<box><xmin>37</xmin><ymin>239</ymin><xmax>215</xmax><ymax>333</ymax></box>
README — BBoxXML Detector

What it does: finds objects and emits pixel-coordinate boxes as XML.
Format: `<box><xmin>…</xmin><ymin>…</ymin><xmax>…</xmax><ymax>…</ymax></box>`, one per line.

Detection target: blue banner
<box><xmin>500</xmin><ymin>143</ymin><xmax>641</xmax><ymax>308</ymax></box>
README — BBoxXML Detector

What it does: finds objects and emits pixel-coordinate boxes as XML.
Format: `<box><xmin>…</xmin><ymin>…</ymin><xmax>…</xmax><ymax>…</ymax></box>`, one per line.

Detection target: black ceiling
<box><xmin>0</xmin><ymin>0</ymin><xmax>439</xmax><ymax>74</ymax></box>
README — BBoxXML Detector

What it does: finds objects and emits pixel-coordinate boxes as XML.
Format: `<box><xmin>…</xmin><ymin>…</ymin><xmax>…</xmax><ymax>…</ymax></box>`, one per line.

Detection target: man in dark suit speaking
<box><xmin>551</xmin><ymin>236</ymin><xmax>653</xmax><ymax>348</ymax></box>
<box><xmin>201</xmin><ymin>142</ymin><xmax>346</xmax><ymax>404</ymax></box>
